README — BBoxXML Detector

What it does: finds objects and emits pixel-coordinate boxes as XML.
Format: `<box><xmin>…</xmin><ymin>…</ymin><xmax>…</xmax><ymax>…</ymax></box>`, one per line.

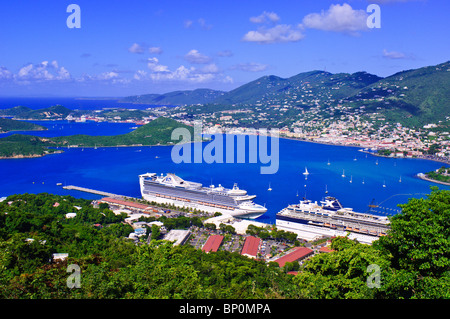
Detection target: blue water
<box><xmin>0</xmin><ymin>120</ymin><xmax>137</xmax><ymax>138</ymax></box>
<box><xmin>0</xmin><ymin>121</ymin><xmax>449</xmax><ymax>224</ymax></box>
<box><xmin>0</xmin><ymin>97</ymin><xmax>173</xmax><ymax>110</ymax></box>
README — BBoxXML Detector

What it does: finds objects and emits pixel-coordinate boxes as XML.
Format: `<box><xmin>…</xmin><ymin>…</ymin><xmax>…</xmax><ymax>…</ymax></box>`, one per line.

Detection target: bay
<box><xmin>0</xmin><ymin>120</ymin><xmax>449</xmax><ymax>224</ymax></box>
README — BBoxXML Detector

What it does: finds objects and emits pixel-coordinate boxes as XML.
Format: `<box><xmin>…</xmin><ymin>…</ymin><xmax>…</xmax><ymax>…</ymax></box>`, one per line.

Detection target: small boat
<box><xmin>56</xmin><ymin>183</ymin><xmax>62</xmax><ymax>186</ymax></box>
<box><xmin>353</xmin><ymin>156</ymin><xmax>357</xmax><ymax>161</ymax></box>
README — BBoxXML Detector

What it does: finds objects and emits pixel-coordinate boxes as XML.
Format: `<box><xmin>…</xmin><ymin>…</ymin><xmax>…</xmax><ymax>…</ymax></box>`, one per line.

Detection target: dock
<box><xmin>62</xmin><ymin>185</ymin><xmax>122</xmax><ymax>198</ymax></box>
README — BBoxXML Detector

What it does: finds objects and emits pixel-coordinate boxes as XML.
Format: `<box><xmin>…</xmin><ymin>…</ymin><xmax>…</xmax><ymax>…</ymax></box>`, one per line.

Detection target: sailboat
<box><xmin>349</xmin><ymin>176</ymin><xmax>353</xmax><ymax>183</ymax></box>
<box><xmin>399</xmin><ymin>176</ymin><xmax>402</xmax><ymax>183</ymax></box>
<box><xmin>268</xmin><ymin>183</ymin><xmax>272</xmax><ymax>191</ymax></box>
<box><xmin>303</xmin><ymin>167</ymin><xmax>309</xmax><ymax>175</ymax></box>
<box><xmin>362</xmin><ymin>178</ymin><xmax>365</xmax><ymax>184</ymax></box>
<box><xmin>375</xmin><ymin>159</ymin><xmax>379</xmax><ymax>165</ymax></box>
<box><xmin>383</xmin><ymin>180</ymin><xmax>386</xmax><ymax>188</ymax></box>
<box><xmin>341</xmin><ymin>169</ymin><xmax>346</xmax><ymax>178</ymax></box>
<box><xmin>327</xmin><ymin>159</ymin><xmax>331</xmax><ymax>165</ymax></box>
<box><xmin>325</xmin><ymin>185</ymin><xmax>329</xmax><ymax>194</ymax></box>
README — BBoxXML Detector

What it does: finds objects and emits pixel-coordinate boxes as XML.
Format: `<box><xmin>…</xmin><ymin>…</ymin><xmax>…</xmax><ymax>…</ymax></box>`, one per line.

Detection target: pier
<box><xmin>62</xmin><ymin>185</ymin><xmax>122</xmax><ymax>198</ymax></box>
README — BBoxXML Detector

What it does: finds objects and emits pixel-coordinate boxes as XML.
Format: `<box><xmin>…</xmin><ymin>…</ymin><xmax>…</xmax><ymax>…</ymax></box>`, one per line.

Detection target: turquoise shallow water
<box><xmin>0</xmin><ymin>120</ymin><xmax>448</xmax><ymax>224</ymax></box>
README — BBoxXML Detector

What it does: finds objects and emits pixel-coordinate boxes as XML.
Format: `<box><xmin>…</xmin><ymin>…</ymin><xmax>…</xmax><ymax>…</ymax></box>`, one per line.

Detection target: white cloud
<box><xmin>0</xmin><ymin>66</ymin><xmax>13</xmax><ymax>80</ymax></box>
<box><xmin>301</xmin><ymin>3</ymin><xmax>369</xmax><ymax>34</ymax></box>
<box><xmin>230</xmin><ymin>63</ymin><xmax>269</xmax><ymax>72</ymax></box>
<box><xmin>184</xmin><ymin>49</ymin><xmax>212</xmax><ymax>64</ymax></box>
<box><xmin>250</xmin><ymin>11</ymin><xmax>280</xmax><ymax>24</ymax></box>
<box><xmin>242</xmin><ymin>24</ymin><xmax>305</xmax><ymax>44</ymax></box>
<box><xmin>149</xmin><ymin>46</ymin><xmax>163</xmax><ymax>54</ymax></box>
<box><xmin>134</xmin><ymin>57</ymin><xmax>229</xmax><ymax>84</ymax></box>
<box><xmin>183</xmin><ymin>18</ymin><xmax>212</xmax><ymax>30</ymax></box>
<box><xmin>382</xmin><ymin>49</ymin><xmax>407</xmax><ymax>59</ymax></box>
<box><xmin>128</xmin><ymin>43</ymin><xmax>145</xmax><ymax>54</ymax></box>
<box><xmin>15</xmin><ymin>60</ymin><xmax>71</xmax><ymax>82</ymax></box>
<box><xmin>147</xmin><ymin>57</ymin><xmax>170</xmax><ymax>73</ymax></box>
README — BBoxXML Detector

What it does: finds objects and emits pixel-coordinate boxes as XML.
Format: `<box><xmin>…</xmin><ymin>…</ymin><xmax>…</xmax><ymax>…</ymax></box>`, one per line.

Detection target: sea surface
<box><xmin>0</xmin><ymin>97</ymin><xmax>172</xmax><ymax>110</ymax></box>
<box><xmin>0</xmin><ymin>119</ymin><xmax>449</xmax><ymax>224</ymax></box>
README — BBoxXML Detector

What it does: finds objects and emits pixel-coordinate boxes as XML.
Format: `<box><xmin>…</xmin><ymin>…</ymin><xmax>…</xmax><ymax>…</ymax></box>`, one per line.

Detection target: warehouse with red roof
<box><xmin>273</xmin><ymin>247</ymin><xmax>314</xmax><ymax>268</ymax></box>
<box><xmin>241</xmin><ymin>236</ymin><xmax>261</xmax><ymax>259</ymax></box>
<box><xmin>202</xmin><ymin>235</ymin><xmax>224</xmax><ymax>253</ymax></box>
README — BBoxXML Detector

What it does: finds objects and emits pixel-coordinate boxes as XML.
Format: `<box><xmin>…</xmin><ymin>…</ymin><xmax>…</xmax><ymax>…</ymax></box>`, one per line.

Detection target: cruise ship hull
<box><xmin>275</xmin><ymin>197</ymin><xmax>390</xmax><ymax>244</ymax></box>
<box><xmin>139</xmin><ymin>173</ymin><xmax>266</xmax><ymax>219</ymax></box>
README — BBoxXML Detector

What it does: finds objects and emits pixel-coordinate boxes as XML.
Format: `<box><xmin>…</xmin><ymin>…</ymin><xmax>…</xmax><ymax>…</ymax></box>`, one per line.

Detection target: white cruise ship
<box><xmin>276</xmin><ymin>196</ymin><xmax>390</xmax><ymax>239</ymax></box>
<box><xmin>139</xmin><ymin>173</ymin><xmax>267</xmax><ymax>219</ymax></box>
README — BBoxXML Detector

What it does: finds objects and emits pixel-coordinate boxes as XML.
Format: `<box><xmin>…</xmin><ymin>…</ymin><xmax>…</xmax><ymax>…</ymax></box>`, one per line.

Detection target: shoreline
<box><xmin>416</xmin><ymin>173</ymin><xmax>450</xmax><ymax>186</ymax></box>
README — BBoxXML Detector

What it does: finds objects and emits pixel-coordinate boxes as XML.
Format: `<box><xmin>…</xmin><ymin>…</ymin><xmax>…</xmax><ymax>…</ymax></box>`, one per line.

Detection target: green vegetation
<box><xmin>0</xmin><ymin>117</ymin><xmax>193</xmax><ymax>158</ymax></box>
<box><xmin>121</xmin><ymin>88</ymin><xmax>225</xmax><ymax>105</ymax></box>
<box><xmin>0</xmin><ymin>134</ymin><xmax>58</xmax><ymax>158</ymax></box>
<box><xmin>425</xmin><ymin>166</ymin><xmax>450</xmax><ymax>184</ymax></box>
<box><xmin>0</xmin><ymin>105</ymin><xmax>72</xmax><ymax>120</ymax></box>
<box><xmin>1</xmin><ymin>188</ymin><xmax>449</xmax><ymax>299</ymax></box>
<box><xmin>51</xmin><ymin>117</ymin><xmax>193</xmax><ymax>147</ymax></box>
<box><xmin>0</xmin><ymin>118</ymin><xmax>47</xmax><ymax>133</ymax></box>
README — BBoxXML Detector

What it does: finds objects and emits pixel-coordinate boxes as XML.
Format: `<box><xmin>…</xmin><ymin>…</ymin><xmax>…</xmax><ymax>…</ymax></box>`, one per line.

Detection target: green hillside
<box><xmin>0</xmin><ymin>105</ymin><xmax>73</xmax><ymax>119</ymax></box>
<box><xmin>0</xmin><ymin>134</ymin><xmax>56</xmax><ymax>158</ymax></box>
<box><xmin>0</xmin><ymin>118</ymin><xmax>47</xmax><ymax>133</ymax></box>
<box><xmin>51</xmin><ymin>117</ymin><xmax>193</xmax><ymax>147</ymax></box>
<box><xmin>121</xmin><ymin>88</ymin><xmax>225</xmax><ymax>105</ymax></box>
<box><xmin>344</xmin><ymin>61</ymin><xmax>450</xmax><ymax>126</ymax></box>
<box><xmin>0</xmin><ymin>117</ymin><xmax>193</xmax><ymax>158</ymax></box>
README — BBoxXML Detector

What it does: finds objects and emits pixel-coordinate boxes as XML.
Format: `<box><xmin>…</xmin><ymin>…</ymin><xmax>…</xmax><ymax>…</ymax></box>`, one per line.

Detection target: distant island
<box><xmin>0</xmin><ymin>117</ymin><xmax>193</xmax><ymax>159</ymax></box>
<box><xmin>0</xmin><ymin>118</ymin><xmax>47</xmax><ymax>133</ymax></box>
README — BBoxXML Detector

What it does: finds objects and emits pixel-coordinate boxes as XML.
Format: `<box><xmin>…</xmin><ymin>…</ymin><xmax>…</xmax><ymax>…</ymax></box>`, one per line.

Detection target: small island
<box><xmin>0</xmin><ymin>117</ymin><xmax>193</xmax><ymax>159</ymax></box>
<box><xmin>0</xmin><ymin>118</ymin><xmax>47</xmax><ymax>134</ymax></box>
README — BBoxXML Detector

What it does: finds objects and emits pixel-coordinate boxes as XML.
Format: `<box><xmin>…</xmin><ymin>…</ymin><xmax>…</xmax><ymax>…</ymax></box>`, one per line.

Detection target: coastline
<box><xmin>417</xmin><ymin>173</ymin><xmax>450</xmax><ymax>186</ymax></box>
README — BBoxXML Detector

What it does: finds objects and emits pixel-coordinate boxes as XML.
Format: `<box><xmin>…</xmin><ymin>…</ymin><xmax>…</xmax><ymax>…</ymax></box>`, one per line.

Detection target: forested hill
<box><xmin>0</xmin><ymin>118</ymin><xmax>47</xmax><ymax>133</ymax></box>
<box><xmin>0</xmin><ymin>188</ymin><xmax>449</xmax><ymax>299</ymax></box>
<box><xmin>0</xmin><ymin>117</ymin><xmax>193</xmax><ymax>158</ymax></box>
<box><xmin>51</xmin><ymin>117</ymin><xmax>193</xmax><ymax>147</ymax></box>
<box><xmin>0</xmin><ymin>105</ymin><xmax>72</xmax><ymax>120</ymax></box>
<box><xmin>120</xmin><ymin>88</ymin><xmax>225</xmax><ymax>105</ymax></box>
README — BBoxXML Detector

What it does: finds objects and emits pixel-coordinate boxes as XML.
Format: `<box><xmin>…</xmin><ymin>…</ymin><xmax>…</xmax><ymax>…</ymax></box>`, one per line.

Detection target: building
<box><xmin>202</xmin><ymin>235</ymin><xmax>224</xmax><ymax>253</ymax></box>
<box><xmin>241</xmin><ymin>236</ymin><xmax>261</xmax><ymax>259</ymax></box>
<box><xmin>99</xmin><ymin>197</ymin><xmax>152</xmax><ymax>212</ymax></box>
<box><xmin>273</xmin><ymin>247</ymin><xmax>314</xmax><ymax>268</ymax></box>
<box><xmin>164</xmin><ymin>229</ymin><xmax>191</xmax><ymax>246</ymax></box>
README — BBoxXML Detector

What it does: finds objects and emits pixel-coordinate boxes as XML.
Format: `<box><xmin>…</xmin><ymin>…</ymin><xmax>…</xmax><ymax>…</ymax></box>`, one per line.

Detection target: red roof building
<box><xmin>100</xmin><ymin>197</ymin><xmax>151</xmax><ymax>211</ymax></box>
<box><xmin>273</xmin><ymin>247</ymin><xmax>314</xmax><ymax>268</ymax></box>
<box><xmin>241</xmin><ymin>236</ymin><xmax>261</xmax><ymax>259</ymax></box>
<box><xmin>202</xmin><ymin>235</ymin><xmax>224</xmax><ymax>253</ymax></box>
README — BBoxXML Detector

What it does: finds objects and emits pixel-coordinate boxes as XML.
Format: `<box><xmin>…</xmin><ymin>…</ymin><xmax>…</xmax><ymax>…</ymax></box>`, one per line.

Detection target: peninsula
<box><xmin>0</xmin><ymin>117</ymin><xmax>193</xmax><ymax>159</ymax></box>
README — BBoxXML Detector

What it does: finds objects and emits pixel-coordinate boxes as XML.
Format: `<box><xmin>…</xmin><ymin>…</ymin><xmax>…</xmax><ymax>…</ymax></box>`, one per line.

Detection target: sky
<box><xmin>0</xmin><ymin>0</ymin><xmax>448</xmax><ymax>97</ymax></box>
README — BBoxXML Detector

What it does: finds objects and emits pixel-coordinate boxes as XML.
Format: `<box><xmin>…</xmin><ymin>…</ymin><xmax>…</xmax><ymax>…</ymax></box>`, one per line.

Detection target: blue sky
<box><xmin>0</xmin><ymin>0</ymin><xmax>448</xmax><ymax>97</ymax></box>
